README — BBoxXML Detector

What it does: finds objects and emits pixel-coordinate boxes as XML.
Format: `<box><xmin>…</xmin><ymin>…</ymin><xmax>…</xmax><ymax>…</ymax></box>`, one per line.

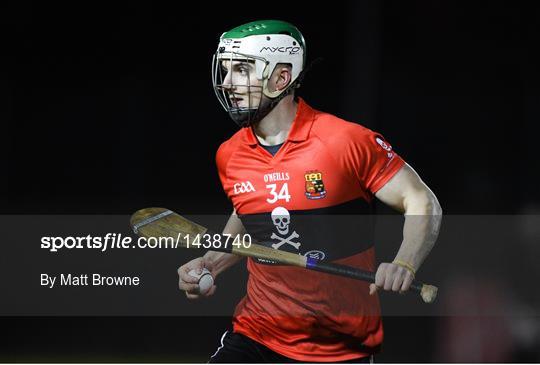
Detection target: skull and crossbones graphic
<box><xmin>270</xmin><ymin>207</ymin><xmax>301</xmax><ymax>250</ymax></box>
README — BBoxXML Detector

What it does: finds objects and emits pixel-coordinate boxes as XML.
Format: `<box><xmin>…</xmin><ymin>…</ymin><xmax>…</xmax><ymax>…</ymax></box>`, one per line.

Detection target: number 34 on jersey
<box><xmin>232</xmin><ymin>170</ymin><xmax>327</xmax><ymax>205</ymax></box>
<box><xmin>266</xmin><ymin>183</ymin><xmax>291</xmax><ymax>203</ymax></box>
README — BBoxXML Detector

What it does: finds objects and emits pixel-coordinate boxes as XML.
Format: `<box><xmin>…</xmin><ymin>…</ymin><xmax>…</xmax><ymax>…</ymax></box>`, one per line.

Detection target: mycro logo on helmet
<box><xmin>260</xmin><ymin>46</ymin><xmax>301</xmax><ymax>55</ymax></box>
<box><xmin>233</xmin><ymin>181</ymin><xmax>256</xmax><ymax>195</ymax></box>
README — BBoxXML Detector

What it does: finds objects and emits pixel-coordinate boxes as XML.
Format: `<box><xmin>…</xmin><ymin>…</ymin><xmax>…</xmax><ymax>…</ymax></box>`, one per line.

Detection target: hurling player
<box><xmin>178</xmin><ymin>20</ymin><xmax>442</xmax><ymax>363</ymax></box>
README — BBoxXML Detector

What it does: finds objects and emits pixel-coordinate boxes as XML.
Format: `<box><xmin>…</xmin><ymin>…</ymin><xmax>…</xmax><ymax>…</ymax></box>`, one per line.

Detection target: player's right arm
<box><xmin>177</xmin><ymin>210</ymin><xmax>246</xmax><ymax>299</ymax></box>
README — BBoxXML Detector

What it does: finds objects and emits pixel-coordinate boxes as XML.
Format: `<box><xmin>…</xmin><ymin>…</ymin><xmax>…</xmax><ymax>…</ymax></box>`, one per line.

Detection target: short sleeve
<box><xmin>215</xmin><ymin>141</ymin><xmax>233</xmax><ymax>194</ymax></box>
<box><xmin>344</xmin><ymin>128</ymin><xmax>405</xmax><ymax>194</ymax></box>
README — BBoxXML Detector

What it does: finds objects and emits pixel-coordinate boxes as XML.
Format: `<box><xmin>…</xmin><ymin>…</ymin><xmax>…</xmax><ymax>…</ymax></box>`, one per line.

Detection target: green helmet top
<box><xmin>222</xmin><ymin>20</ymin><xmax>306</xmax><ymax>57</ymax></box>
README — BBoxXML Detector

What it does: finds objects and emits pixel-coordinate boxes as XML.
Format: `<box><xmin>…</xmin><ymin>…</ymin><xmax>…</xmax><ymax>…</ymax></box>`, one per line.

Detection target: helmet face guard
<box><xmin>211</xmin><ymin>51</ymin><xmax>267</xmax><ymax>128</ymax></box>
<box><xmin>211</xmin><ymin>20</ymin><xmax>306</xmax><ymax>128</ymax></box>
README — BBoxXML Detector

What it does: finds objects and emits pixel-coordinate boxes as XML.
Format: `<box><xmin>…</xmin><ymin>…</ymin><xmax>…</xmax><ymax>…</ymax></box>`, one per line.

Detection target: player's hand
<box><xmin>369</xmin><ymin>262</ymin><xmax>415</xmax><ymax>295</ymax></box>
<box><xmin>178</xmin><ymin>257</ymin><xmax>217</xmax><ymax>299</ymax></box>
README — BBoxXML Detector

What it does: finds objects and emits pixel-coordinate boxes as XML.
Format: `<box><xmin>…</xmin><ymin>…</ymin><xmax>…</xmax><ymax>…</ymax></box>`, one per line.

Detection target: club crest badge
<box><xmin>304</xmin><ymin>170</ymin><xmax>327</xmax><ymax>200</ymax></box>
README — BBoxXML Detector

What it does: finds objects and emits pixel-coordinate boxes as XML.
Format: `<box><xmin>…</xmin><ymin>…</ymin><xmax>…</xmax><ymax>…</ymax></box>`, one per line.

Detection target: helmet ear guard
<box><xmin>261</xmin><ymin>62</ymin><xmax>293</xmax><ymax>99</ymax></box>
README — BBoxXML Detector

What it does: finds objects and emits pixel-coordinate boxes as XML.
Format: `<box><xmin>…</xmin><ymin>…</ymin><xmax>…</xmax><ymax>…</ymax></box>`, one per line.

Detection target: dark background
<box><xmin>1</xmin><ymin>0</ymin><xmax>539</xmax><ymax>362</ymax></box>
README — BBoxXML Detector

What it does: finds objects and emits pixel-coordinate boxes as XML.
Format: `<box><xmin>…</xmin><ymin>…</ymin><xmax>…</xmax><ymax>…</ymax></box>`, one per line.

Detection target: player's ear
<box><xmin>273</xmin><ymin>64</ymin><xmax>292</xmax><ymax>91</ymax></box>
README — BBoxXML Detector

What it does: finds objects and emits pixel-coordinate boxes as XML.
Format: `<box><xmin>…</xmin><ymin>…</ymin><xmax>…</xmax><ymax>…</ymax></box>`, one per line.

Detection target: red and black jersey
<box><xmin>215</xmin><ymin>98</ymin><xmax>405</xmax><ymax>362</ymax></box>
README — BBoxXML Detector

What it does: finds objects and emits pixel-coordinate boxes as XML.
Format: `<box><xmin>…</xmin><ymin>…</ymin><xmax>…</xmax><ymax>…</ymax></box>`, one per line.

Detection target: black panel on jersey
<box><xmin>238</xmin><ymin>198</ymin><xmax>375</xmax><ymax>264</ymax></box>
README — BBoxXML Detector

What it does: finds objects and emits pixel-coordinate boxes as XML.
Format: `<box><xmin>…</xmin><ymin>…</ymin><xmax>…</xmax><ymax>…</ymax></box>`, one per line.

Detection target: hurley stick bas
<box><xmin>130</xmin><ymin>207</ymin><xmax>438</xmax><ymax>303</ymax></box>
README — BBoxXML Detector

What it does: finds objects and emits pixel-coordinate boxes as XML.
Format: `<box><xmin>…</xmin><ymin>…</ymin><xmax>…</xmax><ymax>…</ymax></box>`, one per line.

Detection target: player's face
<box><xmin>220</xmin><ymin>60</ymin><xmax>263</xmax><ymax>109</ymax></box>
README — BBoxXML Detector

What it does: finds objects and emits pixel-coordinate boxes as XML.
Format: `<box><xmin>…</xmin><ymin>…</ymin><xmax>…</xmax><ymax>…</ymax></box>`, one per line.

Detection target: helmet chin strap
<box><xmin>249</xmin><ymin>84</ymin><xmax>293</xmax><ymax>124</ymax></box>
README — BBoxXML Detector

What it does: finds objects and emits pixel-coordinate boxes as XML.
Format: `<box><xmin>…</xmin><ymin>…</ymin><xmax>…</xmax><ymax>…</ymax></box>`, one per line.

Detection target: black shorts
<box><xmin>208</xmin><ymin>330</ymin><xmax>374</xmax><ymax>363</ymax></box>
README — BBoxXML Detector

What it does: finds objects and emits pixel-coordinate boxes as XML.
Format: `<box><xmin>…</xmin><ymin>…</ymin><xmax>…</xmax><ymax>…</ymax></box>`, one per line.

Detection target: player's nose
<box><xmin>222</xmin><ymin>72</ymin><xmax>235</xmax><ymax>90</ymax></box>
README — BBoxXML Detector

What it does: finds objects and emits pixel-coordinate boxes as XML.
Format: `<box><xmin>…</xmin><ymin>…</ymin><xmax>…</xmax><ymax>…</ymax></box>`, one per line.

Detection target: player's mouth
<box><xmin>230</xmin><ymin>97</ymin><xmax>244</xmax><ymax>106</ymax></box>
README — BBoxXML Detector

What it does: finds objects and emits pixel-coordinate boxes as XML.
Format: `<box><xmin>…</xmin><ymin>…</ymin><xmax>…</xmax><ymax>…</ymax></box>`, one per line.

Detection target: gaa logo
<box><xmin>233</xmin><ymin>181</ymin><xmax>256</xmax><ymax>195</ymax></box>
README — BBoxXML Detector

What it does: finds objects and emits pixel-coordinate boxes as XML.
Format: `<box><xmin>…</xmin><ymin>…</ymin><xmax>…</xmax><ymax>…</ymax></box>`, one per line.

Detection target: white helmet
<box><xmin>212</xmin><ymin>20</ymin><xmax>306</xmax><ymax>127</ymax></box>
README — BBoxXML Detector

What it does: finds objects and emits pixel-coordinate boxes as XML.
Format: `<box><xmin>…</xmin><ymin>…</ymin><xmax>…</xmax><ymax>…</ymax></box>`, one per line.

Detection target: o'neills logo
<box><xmin>264</xmin><ymin>172</ymin><xmax>289</xmax><ymax>183</ymax></box>
<box><xmin>304</xmin><ymin>170</ymin><xmax>327</xmax><ymax>200</ymax></box>
<box><xmin>233</xmin><ymin>181</ymin><xmax>256</xmax><ymax>195</ymax></box>
<box><xmin>260</xmin><ymin>46</ymin><xmax>301</xmax><ymax>55</ymax></box>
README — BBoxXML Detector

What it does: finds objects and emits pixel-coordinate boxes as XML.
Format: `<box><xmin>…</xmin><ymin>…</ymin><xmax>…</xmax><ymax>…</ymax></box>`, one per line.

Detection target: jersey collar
<box><xmin>243</xmin><ymin>97</ymin><xmax>316</xmax><ymax>146</ymax></box>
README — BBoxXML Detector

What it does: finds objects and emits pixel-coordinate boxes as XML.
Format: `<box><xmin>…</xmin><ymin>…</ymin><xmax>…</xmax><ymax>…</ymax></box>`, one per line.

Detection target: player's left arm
<box><xmin>370</xmin><ymin>162</ymin><xmax>443</xmax><ymax>294</ymax></box>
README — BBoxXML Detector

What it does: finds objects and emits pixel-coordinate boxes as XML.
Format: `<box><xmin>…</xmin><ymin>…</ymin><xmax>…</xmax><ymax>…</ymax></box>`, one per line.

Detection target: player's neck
<box><xmin>253</xmin><ymin>96</ymin><xmax>298</xmax><ymax>146</ymax></box>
